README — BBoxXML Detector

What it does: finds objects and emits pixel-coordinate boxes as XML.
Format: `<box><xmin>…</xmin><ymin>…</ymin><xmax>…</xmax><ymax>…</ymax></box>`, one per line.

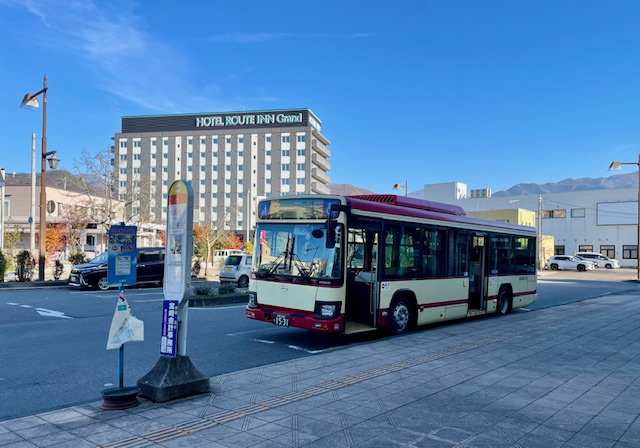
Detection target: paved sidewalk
<box><xmin>3</xmin><ymin>291</ymin><xmax>640</xmax><ymax>447</ymax></box>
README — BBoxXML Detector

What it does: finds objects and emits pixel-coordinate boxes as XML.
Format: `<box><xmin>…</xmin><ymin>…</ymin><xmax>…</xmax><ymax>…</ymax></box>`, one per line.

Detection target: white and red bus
<box><xmin>246</xmin><ymin>194</ymin><xmax>537</xmax><ymax>335</ymax></box>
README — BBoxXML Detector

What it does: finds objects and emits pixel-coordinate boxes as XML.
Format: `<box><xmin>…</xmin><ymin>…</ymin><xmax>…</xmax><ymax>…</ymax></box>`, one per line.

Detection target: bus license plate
<box><xmin>272</xmin><ymin>313</ymin><xmax>289</xmax><ymax>326</ymax></box>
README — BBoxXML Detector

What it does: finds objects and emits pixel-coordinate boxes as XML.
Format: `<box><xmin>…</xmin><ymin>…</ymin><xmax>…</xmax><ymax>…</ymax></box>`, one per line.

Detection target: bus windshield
<box><xmin>254</xmin><ymin>223</ymin><xmax>342</xmax><ymax>282</ymax></box>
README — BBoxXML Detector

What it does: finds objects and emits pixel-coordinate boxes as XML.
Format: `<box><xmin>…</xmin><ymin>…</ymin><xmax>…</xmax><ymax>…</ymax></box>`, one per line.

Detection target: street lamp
<box><xmin>609</xmin><ymin>154</ymin><xmax>640</xmax><ymax>280</ymax></box>
<box><xmin>20</xmin><ymin>74</ymin><xmax>60</xmax><ymax>281</ymax></box>
<box><xmin>392</xmin><ymin>181</ymin><xmax>409</xmax><ymax>196</ymax></box>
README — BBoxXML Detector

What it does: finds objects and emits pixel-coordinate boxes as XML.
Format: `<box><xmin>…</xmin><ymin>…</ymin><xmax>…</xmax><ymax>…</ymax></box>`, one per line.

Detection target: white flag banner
<box><xmin>106</xmin><ymin>290</ymin><xmax>144</xmax><ymax>349</ymax></box>
<box><xmin>107</xmin><ymin>315</ymin><xmax>144</xmax><ymax>349</ymax></box>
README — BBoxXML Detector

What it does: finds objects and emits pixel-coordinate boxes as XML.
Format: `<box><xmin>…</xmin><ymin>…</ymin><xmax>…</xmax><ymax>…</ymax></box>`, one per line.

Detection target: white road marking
<box><xmin>287</xmin><ymin>345</ymin><xmax>328</xmax><ymax>354</ymax></box>
<box><xmin>252</xmin><ymin>339</ymin><xmax>275</xmax><ymax>344</ymax></box>
<box><xmin>19</xmin><ymin>305</ymin><xmax>33</xmax><ymax>308</ymax></box>
<box><xmin>7</xmin><ymin>302</ymin><xmax>19</xmax><ymax>306</ymax></box>
<box><xmin>226</xmin><ymin>326</ymin><xmax>281</xmax><ymax>336</ymax></box>
<box><xmin>35</xmin><ymin>308</ymin><xmax>72</xmax><ymax>319</ymax></box>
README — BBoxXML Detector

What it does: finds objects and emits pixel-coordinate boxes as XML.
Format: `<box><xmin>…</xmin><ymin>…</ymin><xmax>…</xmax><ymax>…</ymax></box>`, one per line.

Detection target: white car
<box><xmin>574</xmin><ymin>252</ymin><xmax>620</xmax><ymax>269</ymax></box>
<box><xmin>545</xmin><ymin>255</ymin><xmax>596</xmax><ymax>272</ymax></box>
<box><xmin>219</xmin><ymin>254</ymin><xmax>252</xmax><ymax>288</ymax></box>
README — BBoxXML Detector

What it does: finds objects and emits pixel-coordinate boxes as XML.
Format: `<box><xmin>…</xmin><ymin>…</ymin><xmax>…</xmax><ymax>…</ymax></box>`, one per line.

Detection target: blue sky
<box><xmin>1</xmin><ymin>0</ymin><xmax>639</xmax><ymax>195</ymax></box>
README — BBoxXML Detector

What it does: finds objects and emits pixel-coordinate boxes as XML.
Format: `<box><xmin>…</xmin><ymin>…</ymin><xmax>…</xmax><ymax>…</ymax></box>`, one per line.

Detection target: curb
<box><xmin>0</xmin><ymin>280</ymin><xmax>68</xmax><ymax>289</ymax></box>
<box><xmin>188</xmin><ymin>293</ymin><xmax>249</xmax><ymax>307</ymax></box>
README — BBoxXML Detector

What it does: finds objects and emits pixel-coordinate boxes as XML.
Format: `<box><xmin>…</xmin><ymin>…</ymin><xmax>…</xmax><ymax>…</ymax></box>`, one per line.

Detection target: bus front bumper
<box><xmin>246</xmin><ymin>306</ymin><xmax>344</xmax><ymax>333</ymax></box>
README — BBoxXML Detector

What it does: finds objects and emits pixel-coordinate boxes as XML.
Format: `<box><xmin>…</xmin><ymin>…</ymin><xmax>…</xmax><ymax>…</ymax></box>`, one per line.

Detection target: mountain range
<box><xmin>329</xmin><ymin>172</ymin><xmax>639</xmax><ymax>197</ymax></box>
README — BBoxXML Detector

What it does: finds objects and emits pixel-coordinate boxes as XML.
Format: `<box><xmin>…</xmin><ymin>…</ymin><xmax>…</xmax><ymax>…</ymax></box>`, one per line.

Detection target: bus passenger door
<box><xmin>345</xmin><ymin>228</ymin><xmax>379</xmax><ymax>333</ymax></box>
<box><xmin>469</xmin><ymin>235</ymin><xmax>486</xmax><ymax>311</ymax></box>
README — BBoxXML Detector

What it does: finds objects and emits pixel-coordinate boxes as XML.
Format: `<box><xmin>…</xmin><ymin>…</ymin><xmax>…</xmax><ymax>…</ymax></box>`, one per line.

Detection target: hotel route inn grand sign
<box><xmin>195</xmin><ymin>111</ymin><xmax>303</xmax><ymax>128</ymax></box>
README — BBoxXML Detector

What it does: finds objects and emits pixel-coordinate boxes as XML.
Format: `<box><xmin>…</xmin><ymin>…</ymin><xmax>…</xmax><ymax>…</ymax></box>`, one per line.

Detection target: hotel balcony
<box><xmin>311</xmin><ymin>153</ymin><xmax>330</xmax><ymax>171</ymax></box>
<box><xmin>311</xmin><ymin>168</ymin><xmax>330</xmax><ymax>184</ymax></box>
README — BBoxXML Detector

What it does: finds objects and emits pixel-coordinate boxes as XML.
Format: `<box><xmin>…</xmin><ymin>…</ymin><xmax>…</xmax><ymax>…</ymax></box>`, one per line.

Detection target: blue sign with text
<box><xmin>160</xmin><ymin>300</ymin><xmax>179</xmax><ymax>357</ymax></box>
<box><xmin>107</xmin><ymin>225</ymin><xmax>137</xmax><ymax>287</ymax></box>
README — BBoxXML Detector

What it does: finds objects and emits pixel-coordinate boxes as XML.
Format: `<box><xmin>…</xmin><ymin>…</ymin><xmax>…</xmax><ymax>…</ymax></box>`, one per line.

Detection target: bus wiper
<box><xmin>264</xmin><ymin>235</ymin><xmax>292</xmax><ymax>277</ymax></box>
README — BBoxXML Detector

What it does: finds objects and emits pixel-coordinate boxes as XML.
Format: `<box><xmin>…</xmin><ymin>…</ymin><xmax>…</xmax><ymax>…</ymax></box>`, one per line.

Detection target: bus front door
<box><xmin>345</xmin><ymin>228</ymin><xmax>379</xmax><ymax>333</ymax></box>
<box><xmin>469</xmin><ymin>235</ymin><xmax>486</xmax><ymax>311</ymax></box>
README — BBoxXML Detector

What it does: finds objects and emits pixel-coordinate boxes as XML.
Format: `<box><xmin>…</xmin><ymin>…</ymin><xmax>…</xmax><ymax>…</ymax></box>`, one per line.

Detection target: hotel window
<box><xmin>119</xmin><ymin>181</ymin><xmax>126</xmax><ymax>187</ymax></box>
<box><xmin>200</xmin><ymin>180</ymin><xmax>205</xmax><ymax>186</ymax></box>
<box><xmin>213</xmin><ymin>138</ymin><xmax>218</xmax><ymax>144</ymax></box>
<box><xmin>188</xmin><ymin>153</ymin><xmax>193</xmax><ymax>158</ymax></box>
<box><xmin>297</xmin><ymin>178</ymin><xmax>305</xmax><ymax>185</ymax></box>
<box><xmin>188</xmin><ymin>138</ymin><xmax>193</xmax><ymax>145</ymax></box>
<box><xmin>571</xmin><ymin>208</ymin><xmax>586</xmax><ymax>218</ymax></box>
<box><xmin>200</xmin><ymin>152</ymin><xmax>206</xmax><ymax>159</ymax></box>
<box><xmin>282</xmin><ymin>179</ymin><xmax>290</xmax><ymax>185</ymax></box>
<box><xmin>120</xmin><ymin>141</ymin><xmax>127</xmax><ymax>148</ymax></box>
<box><xmin>200</xmin><ymin>193</ymin><xmax>205</xmax><ymax>199</ymax></box>
<box><xmin>282</xmin><ymin>164</ymin><xmax>290</xmax><ymax>171</ymax></box>
<box><xmin>238</xmin><ymin>165</ymin><xmax>243</xmax><ymax>171</ymax></box>
<box><xmin>200</xmin><ymin>138</ymin><xmax>206</xmax><ymax>145</ymax></box>
<box><xmin>213</xmin><ymin>193</ymin><xmax>218</xmax><ymax>199</ymax></box>
<box><xmin>225</xmin><ymin>193</ymin><xmax>231</xmax><ymax>199</ymax></box>
<box><xmin>151</xmin><ymin>153</ymin><xmax>156</xmax><ymax>159</ymax></box>
<box><xmin>134</xmin><ymin>141</ymin><xmax>141</xmax><ymax>147</ymax></box>
<box><xmin>213</xmin><ymin>166</ymin><xmax>218</xmax><ymax>171</ymax></box>
<box><xmin>297</xmin><ymin>163</ymin><xmax>305</xmax><ymax>171</ymax></box>
<box><xmin>266</xmin><ymin>150</ymin><xmax>271</xmax><ymax>156</ymax></box>
<box><xmin>282</xmin><ymin>136</ymin><xmax>290</xmax><ymax>143</ymax></box>
<box><xmin>226</xmin><ymin>179</ymin><xmax>231</xmax><ymax>185</ymax></box>
<box><xmin>134</xmin><ymin>154</ymin><xmax>141</xmax><ymax>160</ymax></box>
<box><xmin>163</xmin><ymin>138</ymin><xmax>168</xmax><ymax>146</ymax></box>
<box><xmin>238</xmin><ymin>151</ymin><xmax>243</xmax><ymax>157</ymax></box>
<box><xmin>163</xmin><ymin>153</ymin><xmax>168</xmax><ymax>159</ymax></box>
<box><xmin>212</xmin><ymin>180</ymin><xmax>217</xmax><ymax>185</ymax></box>
<box><xmin>282</xmin><ymin>149</ymin><xmax>290</xmax><ymax>157</ymax></box>
<box><xmin>226</xmin><ymin>151</ymin><xmax>231</xmax><ymax>157</ymax></box>
<box><xmin>226</xmin><ymin>166</ymin><xmax>231</xmax><ymax>172</ymax></box>
<box><xmin>266</xmin><ymin>179</ymin><xmax>271</xmax><ymax>184</ymax></box>
<box><xmin>151</xmin><ymin>140</ymin><xmax>157</xmax><ymax>146</ymax></box>
<box><xmin>151</xmin><ymin>167</ymin><xmax>156</xmax><ymax>173</ymax></box>
<box><xmin>238</xmin><ymin>179</ymin><xmax>243</xmax><ymax>185</ymax></box>
<box><xmin>297</xmin><ymin>135</ymin><xmax>305</xmax><ymax>143</ymax></box>
<box><xmin>623</xmin><ymin>245</ymin><xmax>638</xmax><ymax>259</ymax></box>
<box><xmin>238</xmin><ymin>137</ymin><xmax>243</xmax><ymax>143</ymax></box>
<box><xmin>163</xmin><ymin>180</ymin><xmax>168</xmax><ymax>186</ymax></box>
<box><xmin>188</xmin><ymin>167</ymin><xmax>193</xmax><ymax>172</ymax></box>
<box><xmin>266</xmin><ymin>136</ymin><xmax>271</xmax><ymax>143</ymax></box>
<box><xmin>133</xmin><ymin>168</ymin><xmax>140</xmax><ymax>174</ymax></box>
<box><xmin>163</xmin><ymin>167</ymin><xmax>168</xmax><ymax>173</ymax></box>
<box><xmin>226</xmin><ymin>138</ymin><xmax>231</xmax><ymax>144</ymax></box>
<box><xmin>119</xmin><ymin>154</ymin><xmax>127</xmax><ymax>161</ymax></box>
<box><xmin>297</xmin><ymin>149</ymin><xmax>305</xmax><ymax>157</ymax></box>
<box><xmin>213</xmin><ymin>151</ymin><xmax>218</xmax><ymax>157</ymax></box>
<box><xmin>200</xmin><ymin>166</ymin><xmax>205</xmax><ymax>172</ymax></box>
<box><xmin>212</xmin><ymin>206</ymin><xmax>217</xmax><ymax>213</ymax></box>
<box><xmin>120</xmin><ymin>168</ymin><xmax>127</xmax><ymax>174</ymax></box>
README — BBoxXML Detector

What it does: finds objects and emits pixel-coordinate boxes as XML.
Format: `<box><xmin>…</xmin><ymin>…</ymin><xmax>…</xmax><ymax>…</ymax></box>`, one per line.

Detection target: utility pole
<box><xmin>537</xmin><ymin>195</ymin><xmax>543</xmax><ymax>271</ymax></box>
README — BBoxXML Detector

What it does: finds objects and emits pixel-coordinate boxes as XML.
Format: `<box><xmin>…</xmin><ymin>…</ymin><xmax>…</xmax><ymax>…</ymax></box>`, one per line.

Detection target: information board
<box><xmin>108</xmin><ymin>225</ymin><xmax>137</xmax><ymax>287</ymax></box>
<box><xmin>160</xmin><ymin>299</ymin><xmax>179</xmax><ymax>357</ymax></box>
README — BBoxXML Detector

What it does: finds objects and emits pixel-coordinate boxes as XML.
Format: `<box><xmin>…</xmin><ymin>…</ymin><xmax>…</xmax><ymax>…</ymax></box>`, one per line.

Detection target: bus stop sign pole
<box><xmin>137</xmin><ymin>180</ymin><xmax>210</xmax><ymax>402</ymax></box>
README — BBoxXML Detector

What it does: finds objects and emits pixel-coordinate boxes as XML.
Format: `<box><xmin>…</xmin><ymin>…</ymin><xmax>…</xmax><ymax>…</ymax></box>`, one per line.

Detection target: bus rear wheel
<box><xmin>389</xmin><ymin>297</ymin><xmax>414</xmax><ymax>335</ymax></box>
<box><xmin>496</xmin><ymin>288</ymin><xmax>512</xmax><ymax>316</ymax></box>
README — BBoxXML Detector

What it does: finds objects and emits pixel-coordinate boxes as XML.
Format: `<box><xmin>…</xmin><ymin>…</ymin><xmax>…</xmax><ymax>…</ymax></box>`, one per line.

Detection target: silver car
<box><xmin>219</xmin><ymin>254</ymin><xmax>252</xmax><ymax>288</ymax></box>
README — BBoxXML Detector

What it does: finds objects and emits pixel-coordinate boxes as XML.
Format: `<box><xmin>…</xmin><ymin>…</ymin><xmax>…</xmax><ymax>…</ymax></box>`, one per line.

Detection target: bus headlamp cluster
<box><xmin>320</xmin><ymin>304</ymin><xmax>336</xmax><ymax>317</ymax></box>
<box><xmin>248</xmin><ymin>293</ymin><xmax>258</xmax><ymax>308</ymax></box>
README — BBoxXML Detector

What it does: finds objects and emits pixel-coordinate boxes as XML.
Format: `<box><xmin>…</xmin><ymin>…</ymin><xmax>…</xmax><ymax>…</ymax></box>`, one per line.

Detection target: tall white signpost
<box><xmin>138</xmin><ymin>180</ymin><xmax>210</xmax><ymax>402</ymax></box>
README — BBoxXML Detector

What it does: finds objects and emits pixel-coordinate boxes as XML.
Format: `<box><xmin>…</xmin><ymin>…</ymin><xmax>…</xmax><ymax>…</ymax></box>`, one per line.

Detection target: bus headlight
<box><xmin>248</xmin><ymin>292</ymin><xmax>258</xmax><ymax>308</ymax></box>
<box><xmin>314</xmin><ymin>301</ymin><xmax>341</xmax><ymax>319</ymax></box>
<box><xmin>320</xmin><ymin>304</ymin><xmax>335</xmax><ymax>317</ymax></box>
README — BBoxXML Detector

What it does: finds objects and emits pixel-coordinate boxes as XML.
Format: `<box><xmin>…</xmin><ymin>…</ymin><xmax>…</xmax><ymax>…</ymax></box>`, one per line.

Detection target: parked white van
<box><xmin>575</xmin><ymin>252</ymin><xmax>620</xmax><ymax>269</ymax></box>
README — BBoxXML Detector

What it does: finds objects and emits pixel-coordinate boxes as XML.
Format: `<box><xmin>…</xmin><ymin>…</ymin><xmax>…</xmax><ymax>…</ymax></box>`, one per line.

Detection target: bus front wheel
<box><xmin>496</xmin><ymin>288</ymin><xmax>512</xmax><ymax>316</ymax></box>
<box><xmin>388</xmin><ymin>297</ymin><xmax>414</xmax><ymax>335</ymax></box>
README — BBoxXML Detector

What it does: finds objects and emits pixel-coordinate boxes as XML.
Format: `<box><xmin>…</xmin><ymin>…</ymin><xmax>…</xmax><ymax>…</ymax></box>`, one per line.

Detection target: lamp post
<box><xmin>21</xmin><ymin>74</ymin><xmax>60</xmax><ymax>281</ymax></box>
<box><xmin>392</xmin><ymin>181</ymin><xmax>409</xmax><ymax>196</ymax></box>
<box><xmin>609</xmin><ymin>154</ymin><xmax>640</xmax><ymax>280</ymax></box>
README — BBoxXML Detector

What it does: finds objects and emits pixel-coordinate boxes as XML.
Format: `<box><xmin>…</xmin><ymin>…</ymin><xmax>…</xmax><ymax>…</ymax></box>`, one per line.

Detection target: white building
<box><xmin>413</xmin><ymin>182</ymin><xmax>639</xmax><ymax>268</ymax></box>
<box><xmin>113</xmin><ymin>109</ymin><xmax>331</xmax><ymax>240</ymax></box>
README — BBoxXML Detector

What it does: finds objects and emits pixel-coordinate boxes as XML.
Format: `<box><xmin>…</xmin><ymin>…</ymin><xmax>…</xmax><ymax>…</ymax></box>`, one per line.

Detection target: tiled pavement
<box><xmin>3</xmin><ymin>290</ymin><xmax>640</xmax><ymax>447</ymax></box>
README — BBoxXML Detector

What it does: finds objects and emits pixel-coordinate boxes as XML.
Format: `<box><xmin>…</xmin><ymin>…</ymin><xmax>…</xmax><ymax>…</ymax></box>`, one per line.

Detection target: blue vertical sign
<box><xmin>107</xmin><ymin>225</ymin><xmax>137</xmax><ymax>287</ymax></box>
<box><xmin>160</xmin><ymin>300</ymin><xmax>179</xmax><ymax>357</ymax></box>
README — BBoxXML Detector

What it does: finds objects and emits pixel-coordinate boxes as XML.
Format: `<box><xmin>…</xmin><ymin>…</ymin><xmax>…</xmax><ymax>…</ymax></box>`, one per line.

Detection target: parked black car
<box><xmin>68</xmin><ymin>247</ymin><xmax>165</xmax><ymax>290</ymax></box>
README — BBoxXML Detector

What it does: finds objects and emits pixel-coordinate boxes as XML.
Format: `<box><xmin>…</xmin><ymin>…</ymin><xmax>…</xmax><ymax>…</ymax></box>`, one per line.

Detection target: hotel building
<box><xmin>113</xmin><ymin>109</ymin><xmax>331</xmax><ymax>237</ymax></box>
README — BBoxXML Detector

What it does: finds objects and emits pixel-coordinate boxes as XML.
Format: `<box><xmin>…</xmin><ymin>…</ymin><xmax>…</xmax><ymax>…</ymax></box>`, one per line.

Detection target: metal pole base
<box><xmin>100</xmin><ymin>386</ymin><xmax>140</xmax><ymax>410</ymax></box>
